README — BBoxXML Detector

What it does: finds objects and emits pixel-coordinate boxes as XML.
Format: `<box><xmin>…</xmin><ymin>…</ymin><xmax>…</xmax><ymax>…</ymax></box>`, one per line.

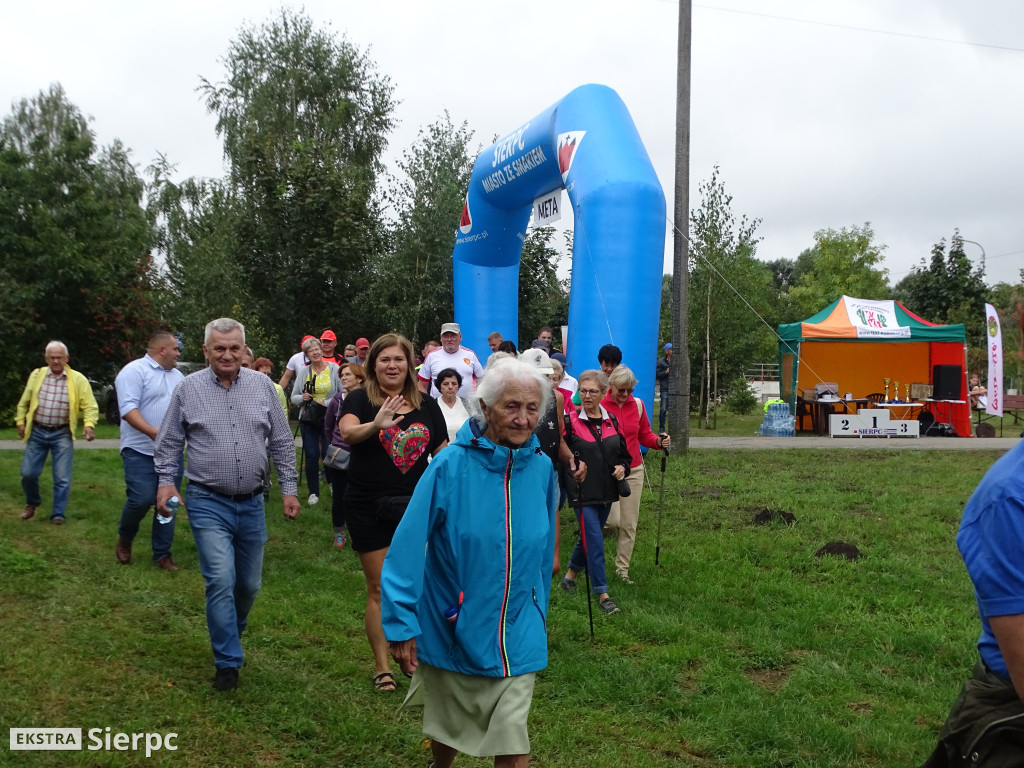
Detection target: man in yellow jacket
<box><xmin>16</xmin><ymin>340</ymin><xmax>98</xmax><ymax>524</ymax></box>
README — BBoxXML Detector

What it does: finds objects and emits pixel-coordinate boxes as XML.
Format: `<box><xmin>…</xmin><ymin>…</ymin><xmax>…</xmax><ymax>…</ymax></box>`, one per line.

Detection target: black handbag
<box><xmin>298</xmin><ymin>401</ymin><xmax>327</xmax><ymax>426</ymax></box>
<box><xmin>297</xmin><ymin>368</ymin><xmax>327</xmax><ymax>426</ymax></box>
<box><xmin>374</xmin><ymin>495</ymin><xmax>412</xmax><ymax>524</ymax></box>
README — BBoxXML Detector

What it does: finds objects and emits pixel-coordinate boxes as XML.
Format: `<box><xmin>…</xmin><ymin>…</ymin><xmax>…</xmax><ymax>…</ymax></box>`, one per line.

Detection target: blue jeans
<box><xmin>298</xmin><ymin>421</ymin><xmax>324</xmax><ymax>495</ymax></box>
<box><xmin>118</xmin><ymin>448</ymin><xmax>183</xmax><ymax>561</ymax></box>
<box><xmin>568</xmin><ymin>503</ymin><xmax>612</xmax><ymax>595</ymax></box>
<box><xmin>185</xmin><ymin>483</ymin><xmax>267</xmax><ymax>670</ymax></box>
<box><xmin>21</xmin><ymin>427</ymin><xmax>74</xmax><ymax>520</ymax></box>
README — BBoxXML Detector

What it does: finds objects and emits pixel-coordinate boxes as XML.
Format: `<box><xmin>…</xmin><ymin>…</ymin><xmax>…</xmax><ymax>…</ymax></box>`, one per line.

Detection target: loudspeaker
<box><xmin>933</xmin><ymin>365</ymin><xmax>962</xmax><ymax>401</ymax></box>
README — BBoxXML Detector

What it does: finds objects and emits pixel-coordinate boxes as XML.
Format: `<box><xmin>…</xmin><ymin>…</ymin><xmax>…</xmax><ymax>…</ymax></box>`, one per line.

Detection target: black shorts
<box><xmin>343</xmin><ymin>491</ymin><xmax>401</xmax><ymax>553</ymax></box>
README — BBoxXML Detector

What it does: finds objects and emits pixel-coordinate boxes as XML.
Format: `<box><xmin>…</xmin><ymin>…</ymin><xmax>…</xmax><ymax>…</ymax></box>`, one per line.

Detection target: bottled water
<box><xmin>760</xmin><ymin>402</ymin><xmax>795</xmax><ymax>437</ymax></box>
<box><xmin>157</xmin><ymin>496</ymin><xmax>179</xmax><ymax>525</ymax></box>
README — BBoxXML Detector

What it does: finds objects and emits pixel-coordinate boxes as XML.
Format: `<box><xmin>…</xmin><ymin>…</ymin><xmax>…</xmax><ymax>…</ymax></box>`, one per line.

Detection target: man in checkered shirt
<box><xmin>154</xmin><ymin>317</ymin><xmax>300</xmax><ymax>691</ymax></box>
<box><xmin>16</xmin><ymin>340</ymin><xmax>98</xmax><ymax>524</ymax></box>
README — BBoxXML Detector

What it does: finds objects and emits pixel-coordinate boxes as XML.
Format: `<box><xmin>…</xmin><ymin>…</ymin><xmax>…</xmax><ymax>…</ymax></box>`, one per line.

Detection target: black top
<box><xmin>563</xmin><ymin>408</ymin><xmax>633</xmax><ymax>505</ymax></box>
<box><xmin>534</xmin><ymin>397</ymin><xmax>561</xmax><ymax>467</ymax></box>
<box><xmin>340</xmin><ymin>388</ymin><xmax>446</xmax><ymax>500</ymax></box>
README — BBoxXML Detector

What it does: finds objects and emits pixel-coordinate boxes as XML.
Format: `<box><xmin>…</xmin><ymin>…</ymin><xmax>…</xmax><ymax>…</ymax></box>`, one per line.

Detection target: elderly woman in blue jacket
<box><xmin>381</xmin><ymin>357</ymin><xmax>559</xmax><ymax>768</ymax></box>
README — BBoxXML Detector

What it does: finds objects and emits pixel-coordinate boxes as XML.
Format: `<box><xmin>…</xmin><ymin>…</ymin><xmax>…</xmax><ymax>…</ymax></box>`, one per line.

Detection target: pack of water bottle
<box><xmin>759</xmin><ymin>401</ymin><xmax>796</xmax><ymax>437</ymax></box>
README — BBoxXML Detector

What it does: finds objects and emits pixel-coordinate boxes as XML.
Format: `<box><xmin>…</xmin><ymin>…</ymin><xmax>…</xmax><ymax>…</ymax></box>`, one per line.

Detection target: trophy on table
<box><xmin>893</xmin><ymin>381</ymin><xmax>901</xmax><ymax>402</ymax></box>
<box><xmin>883</xmin><ymin>377</ymin><xmax>891</xmax><ymax>402</ymax></box>
<box><xmin>905</xmin><ymin>383</ymin><xmax>911</xmax><ymax>401</ymax></box>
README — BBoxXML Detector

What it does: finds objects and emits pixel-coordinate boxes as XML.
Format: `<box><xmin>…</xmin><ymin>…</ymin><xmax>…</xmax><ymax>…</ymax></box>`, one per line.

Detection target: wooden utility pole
<box><xmin>668</xmin><ymin>0</ymin><xmax>692</xmax><ymax>448</ymax></box>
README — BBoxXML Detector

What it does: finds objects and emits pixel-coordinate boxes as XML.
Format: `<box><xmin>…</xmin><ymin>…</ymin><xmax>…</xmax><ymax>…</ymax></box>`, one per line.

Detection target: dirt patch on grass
<box><xmin>752</xmin><ymin>508</ymin><xmax>796</xmax><ymax>525</ymax></box>
<box><xmin>679</xmin><ymin>658</ymin><xmax>702</xmax><ymax>692</ymax></box>
<box><xmin>744</xmin><ymin>664</ymin><xmax>793</xmax><ymax>692</ymax></box>
<box><xmin>846</xmin><ymin>700</ymin><xmax>872</xmax><ymax>714</ymax></box>
<box><xmin>659</xmin><ymin>742</ymin><xmax>714</xmax><ymax>764</ymax></box>
<box><xmin>681</xmin><ymin>486</ymin><xmax>729</xmax><ymax>499</ymax></box>
<box><xmin>699</xmin><ymin>466</ymin><xmax>728</xmax><ymax>477</ymax></box>
<box><xmin>815</xmin><ymin>541</ymin><xmax>863</xmax><ymax>560</ymax></box>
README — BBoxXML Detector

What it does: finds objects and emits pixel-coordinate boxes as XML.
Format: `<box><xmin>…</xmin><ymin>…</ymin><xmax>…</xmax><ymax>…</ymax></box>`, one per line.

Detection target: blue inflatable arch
<box><xmin>453</xmin><ymin>83</ymin><xmax>666</xmax><ymax>414</ymax></box>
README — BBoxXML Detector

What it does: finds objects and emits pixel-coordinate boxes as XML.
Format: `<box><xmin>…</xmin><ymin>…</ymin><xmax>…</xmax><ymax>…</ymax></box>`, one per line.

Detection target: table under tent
<box><xmin>777</xmin><ymin>296</ymin><xmax>971</xmax><ymax>437</ymax></box>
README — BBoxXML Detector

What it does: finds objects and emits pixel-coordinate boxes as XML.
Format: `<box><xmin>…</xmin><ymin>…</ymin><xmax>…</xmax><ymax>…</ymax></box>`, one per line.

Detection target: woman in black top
<box><xmin>339</xmin><ymin>334</ymin><xmax>447</xmax><ymax>691</ymax></box>
<box><xmin>559</xmin><ymin>369</ymin><xmax>632</xmax><ymax>615</ymax></box>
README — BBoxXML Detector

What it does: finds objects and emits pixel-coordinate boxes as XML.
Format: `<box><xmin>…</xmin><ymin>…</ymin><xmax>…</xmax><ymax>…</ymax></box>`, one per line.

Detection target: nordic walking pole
<box><xmin>655</xmin><ymin>444</ymin><xmax>670</xmax><ymax>566</ymax></box>
<box><xmin>573</xmin><ymin>451</ymin><xmax>595</xmax><ymax>639</ymax></box>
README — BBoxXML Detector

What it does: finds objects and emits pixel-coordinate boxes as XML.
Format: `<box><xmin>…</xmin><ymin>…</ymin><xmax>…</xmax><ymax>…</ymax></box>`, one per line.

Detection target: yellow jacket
<box><xmin>15</xmin><ymin>365</ymin><xmax>99</xmax><ymax>441</ymax></box>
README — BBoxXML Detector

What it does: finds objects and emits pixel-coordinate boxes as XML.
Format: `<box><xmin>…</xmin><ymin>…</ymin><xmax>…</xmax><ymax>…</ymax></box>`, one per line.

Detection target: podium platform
<box><xmin>830</xmin><ymin>408</ymin><xmax>920</xmax><ymax>438</ymax></box>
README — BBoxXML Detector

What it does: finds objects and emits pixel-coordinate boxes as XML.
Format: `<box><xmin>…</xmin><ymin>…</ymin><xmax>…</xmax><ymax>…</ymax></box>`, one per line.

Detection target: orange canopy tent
<box><xmin>778</xmin><ymin>296</ymin><xmax>971</xmax><ymax>436</ymax></box>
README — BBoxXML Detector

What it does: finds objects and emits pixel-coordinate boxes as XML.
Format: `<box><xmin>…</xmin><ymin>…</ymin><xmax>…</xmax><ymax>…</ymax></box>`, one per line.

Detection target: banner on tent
<box><xmin>844</xmin><ymin>298</ymin><xmax>911</xmax><ymax>339</ymax></box>
<box><xmin>985</xmin><ymin>302</ymin><xmax>1003</xmax><ymax>417</ymax></box>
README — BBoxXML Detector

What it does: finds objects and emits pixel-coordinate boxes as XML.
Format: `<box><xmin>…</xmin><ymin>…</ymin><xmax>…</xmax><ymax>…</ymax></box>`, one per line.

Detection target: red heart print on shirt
<box><xmin>379</xmin><ymin>422</ymin><xmax>430</xmax><ymax>474</ymax></box>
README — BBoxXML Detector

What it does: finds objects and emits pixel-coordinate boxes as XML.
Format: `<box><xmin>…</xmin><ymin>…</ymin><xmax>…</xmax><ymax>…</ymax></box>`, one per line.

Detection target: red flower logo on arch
<box><xmin>459</xmin><ymin>196</ymin><xmax>472</xmax><ymax>235</ymax></box>
<box><xmin>557</xmin><ymin>130</ymin><xmax>586</xmax><ymax>182</ymax></box>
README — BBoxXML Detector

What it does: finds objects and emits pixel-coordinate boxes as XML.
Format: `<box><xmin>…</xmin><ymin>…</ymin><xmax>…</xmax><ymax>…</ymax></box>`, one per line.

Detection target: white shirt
<box><xmin>559</xmin><ymin>373</ymin><xmax>579</xmax><ymax>395</ymax></box>
<box><xmin>437</xmin><ymin>396</ymin><xmax>470</xmax><ymax>444</ymax></box>
<box><xmin>286</xmin><ymin>351</ymin><xmax>308</xmax><ymax>375</ymax></box>
<box><xmin>418</xmin><ymin>346</ymin><xmax>484</xmax><ymax>398</ymax></box>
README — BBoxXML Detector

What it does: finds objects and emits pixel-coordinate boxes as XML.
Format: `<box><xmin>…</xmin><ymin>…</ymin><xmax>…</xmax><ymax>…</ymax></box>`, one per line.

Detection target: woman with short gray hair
<box><xmin>382</xmin><ymin>357</ymin><xmax>559</xmax><ymax>767</ymax></box>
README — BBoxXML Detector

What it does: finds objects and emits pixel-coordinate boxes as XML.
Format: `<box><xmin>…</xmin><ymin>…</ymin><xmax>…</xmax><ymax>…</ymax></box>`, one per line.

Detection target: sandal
<box><xmin>373</xmin><ymin>671</ymin><xmax>397</xmax><ymax>691</ymax></box>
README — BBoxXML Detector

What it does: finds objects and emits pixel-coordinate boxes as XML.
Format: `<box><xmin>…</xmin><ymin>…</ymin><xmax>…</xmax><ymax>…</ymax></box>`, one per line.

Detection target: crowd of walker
<box><xmin>13</xmin><ymin>319</ymin><xmax>1024</xmax><ymax>766</ymax></box>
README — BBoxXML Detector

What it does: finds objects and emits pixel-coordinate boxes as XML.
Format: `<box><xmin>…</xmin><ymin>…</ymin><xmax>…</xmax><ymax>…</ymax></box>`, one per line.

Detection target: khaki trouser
<box><xmin>606</xmin><ymin>461</ymin><xmax>645</xmax><ymax>577</ymax></box>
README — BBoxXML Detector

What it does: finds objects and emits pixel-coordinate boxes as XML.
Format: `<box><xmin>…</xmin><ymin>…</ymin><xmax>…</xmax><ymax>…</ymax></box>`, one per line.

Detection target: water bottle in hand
<box><xmin>157</xmin><ymin>496</ymin><xmax>179</xmax><ymax>525</ymax></box>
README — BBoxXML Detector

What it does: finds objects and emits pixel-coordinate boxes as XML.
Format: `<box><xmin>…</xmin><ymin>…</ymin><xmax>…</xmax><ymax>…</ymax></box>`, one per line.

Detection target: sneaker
<box><xmin>617</xmin><ymin>571</ymin><xmax>635</xmax><ymax>585</ymax></box>
<box><xmin>308</xmin><ymin>494</ymin><xmax>319</xmax><ymax>506</ymax></box>
<box><xmin>599</xmin><ymin>597</ymin><xmax>620</xmax><ymax>614</ymax></box>
<box><xmin>213</xmin><ymin>667</ymin><xmax>239</xmax><ymax>691</ymax></box>
<box><xmin>334</xmin><ymin>531</ymin><xmax>347</xmax><ymax>549</ymax></box>
<box><xmin>559</xmin><ymin>577</ymin><xmax>577</xmax><ymax>594</ymax></box>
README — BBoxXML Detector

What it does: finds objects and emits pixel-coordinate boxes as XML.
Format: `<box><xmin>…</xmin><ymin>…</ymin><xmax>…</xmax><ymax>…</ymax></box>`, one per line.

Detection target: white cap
<box><xmin>519</xmin><ymin>348</ymin><xmax>554</xmax><ymax>374</ymax></box>
<box><xmin>440</xmin><ymin>322</ymin><xmax>460</xmax><ymax>335</ymax></box>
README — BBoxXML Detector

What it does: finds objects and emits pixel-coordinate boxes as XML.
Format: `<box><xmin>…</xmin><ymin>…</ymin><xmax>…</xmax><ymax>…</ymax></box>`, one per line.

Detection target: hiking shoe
<box><xmin>334</xmin><ymin>531</ymin><xmax>347</xmax><ymax>549</ymax></box>
<box><xmin>308</xmin><ymin>494</ymin><xmax>319</xmax><ymax>506</ymax></box>
<box><xmin>213</xmin><ymin>667</ymin><xmax>239</xmax><ymax>691</ymax></box>
<box><xmin>599</xmin><ymin>597</ymin><xmax>620</xmax><ymax>614</ymax></box>
<box><xmin>617</xmin><ymin>571</ymin><xmax>635</xmax><ymax>585</ymax></box>
<box><xmin>559</xmin><ymin>577</ymin><xmax>577</xmax><ymax>595</ymax></box>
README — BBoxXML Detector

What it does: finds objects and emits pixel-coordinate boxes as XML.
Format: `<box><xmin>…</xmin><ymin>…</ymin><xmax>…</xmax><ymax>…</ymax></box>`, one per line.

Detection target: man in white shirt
<box><xmin>279</xmin><ymin>335</ymin><xmax>313</xmax><ymax>391</ymax></box>
<box><xmin>551</xmin><ymin>351</ymin><xmax>578</xmax><ymax>395</ymax></box>
<box><xmin>417</xmin><ymin>322</ymin><xmax>484</xmax><ymax>398</ymax></box>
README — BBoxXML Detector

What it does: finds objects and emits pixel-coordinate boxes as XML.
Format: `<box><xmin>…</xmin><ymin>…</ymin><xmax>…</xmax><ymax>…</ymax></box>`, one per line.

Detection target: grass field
<box><xmin>0</xmin><ymin>441</ymin><xmax>1012</xmax><ymax>767</ymax></box>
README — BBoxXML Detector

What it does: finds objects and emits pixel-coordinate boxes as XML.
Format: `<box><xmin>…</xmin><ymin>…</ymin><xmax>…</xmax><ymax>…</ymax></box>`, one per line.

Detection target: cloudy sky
<box><xmin>4</xmin><ymin>0</ymin><xmax>1022</xmax><ymax>289</ymax></box>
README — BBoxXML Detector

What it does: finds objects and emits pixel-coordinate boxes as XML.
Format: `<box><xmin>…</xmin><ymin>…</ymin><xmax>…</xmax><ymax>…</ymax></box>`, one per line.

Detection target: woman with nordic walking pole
<box><xmin>601</xmin><ymin>365</ymin><xmax>671</xmax><ymax>583</ymax></box>
<box><xmin>560</xmin><ymin>370</ymin><xmax>633</xmax><ymax>615</ymax></box>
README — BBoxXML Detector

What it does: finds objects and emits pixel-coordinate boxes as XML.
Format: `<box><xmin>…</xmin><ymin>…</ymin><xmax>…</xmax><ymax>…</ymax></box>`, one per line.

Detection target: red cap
<box><xmin>320</xmin><ymin>329</ymin><xmax>337</xmax><ymax>341</ymax></box>
<box><xmin>356</xmin><ymin>337</ymin><xmax>370</xmax><ymax>349</ymax></box>
<box><xmin>301</xmin><ymin>335</ymin><xmax>315</xmax><ymax>345</ymax></box>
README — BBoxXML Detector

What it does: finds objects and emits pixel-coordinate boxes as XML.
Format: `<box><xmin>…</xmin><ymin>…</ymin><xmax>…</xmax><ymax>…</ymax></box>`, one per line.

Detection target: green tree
<box><xmin>0</xmin><ymin>84</ymin><xmax>158</xmax><ymax>422</ymax></box>
<box><xmin>892</xmin><ymin>229</ymin><xmax>991</xmax><ymax>369</ymax></box>
<box><xmin>146</xmin><ymin>156</ymin><xmax>255</xmax><ymax>360</ymax></box>
<box><xmin>198</xmin><ymin>8</ymin><xmax>395</xmax><ymax>362</ymax></box>
<box><xmin>518</xmin><ymin>226</ymin><xmax>569</xmax><ymax>346</ymax></box>
<box><xmin>987</xmin><ymin>273</ymin><xmax>1023</xmax><ymax>388</ymax></box>
<box><xmin>687</xmin><ymin>167</ymin><xmax>774</xmax><ymax>412</ymax></box>
<box><xmin>787</xmin><ymin>223</ymin><xmax>890</xmax><ymax>317</ymax></box>
<box><xmin>360</xmin><ymin>113</ymin><xmax>474</xmax><ymax>346</ymax></box>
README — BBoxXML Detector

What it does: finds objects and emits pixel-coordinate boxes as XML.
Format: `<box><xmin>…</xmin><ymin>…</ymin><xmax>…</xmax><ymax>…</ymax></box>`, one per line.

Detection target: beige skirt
<box><xmin>401</xmin><ymin>662</ymin><xmax>536</xmax><ymax>757</ymax></box>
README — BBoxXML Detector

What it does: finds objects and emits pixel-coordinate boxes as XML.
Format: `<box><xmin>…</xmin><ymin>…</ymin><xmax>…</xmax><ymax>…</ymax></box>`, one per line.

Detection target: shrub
<box><xmin>725</xmin><ymin>378</ymin><xmax>758</xmax><ymax>415</ymax></box>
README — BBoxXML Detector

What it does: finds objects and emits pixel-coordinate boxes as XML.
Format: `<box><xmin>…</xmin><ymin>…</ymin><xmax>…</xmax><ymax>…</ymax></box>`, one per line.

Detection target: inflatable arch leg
<box><xmin>453</xmin><ymin>84</ymin><xmax>666</xmax><ymax>415</ymax></box>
